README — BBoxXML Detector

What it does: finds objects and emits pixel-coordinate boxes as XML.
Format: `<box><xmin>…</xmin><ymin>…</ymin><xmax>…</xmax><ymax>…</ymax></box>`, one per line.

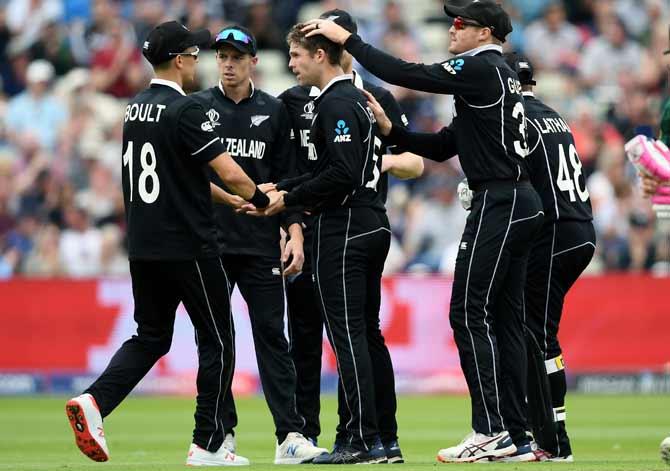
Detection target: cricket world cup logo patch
<box><xmin>206</xmin><ymin>108</ymin><xmax>221</xmax><ymax>127</ymax></box>
<box><xmin>302</xmin><ymin>101</ymin><xmax>315</xmax><ymax>120</ymax></box>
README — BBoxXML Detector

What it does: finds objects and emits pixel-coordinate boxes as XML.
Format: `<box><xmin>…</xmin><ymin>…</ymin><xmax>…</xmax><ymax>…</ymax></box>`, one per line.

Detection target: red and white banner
<box><xmin>0</xmin><ymin>275</ymin><xmax>668</xmax><ymax>395</ymax></box>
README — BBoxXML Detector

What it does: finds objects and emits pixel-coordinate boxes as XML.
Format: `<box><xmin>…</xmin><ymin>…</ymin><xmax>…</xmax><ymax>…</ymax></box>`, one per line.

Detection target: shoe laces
<box><xmin>459</xmin><ymin>431</ymin><xmax>477</xmax><ymax>445</ymax></box>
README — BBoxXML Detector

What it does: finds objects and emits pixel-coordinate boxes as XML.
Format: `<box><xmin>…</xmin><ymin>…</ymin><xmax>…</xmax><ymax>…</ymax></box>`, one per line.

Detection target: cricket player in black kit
<box><xmin>247</xmin><ymin>25</ymin><xmax>390</xmax><ymax>464</ymax></box>
<box><xmin>64</xmin><ymin>21</ymin><xmax>277</xmax><ymax>466</ymax></box>
<box><xmin>190</xmin><ymin>26</ymin><xmax>328</xmax><ymax>465</ymax></box>
<box><xmin>278</xmin><ymin>10</ymin><xmax>422</xmax><ymax>463</ymax></box>
<box><xmin>305</xmin><ymin>0</ymin><xmax>544</xmax><ymax>462</ymax></box>
<box><xmin>504</xmin><ymin>53</ymin><xmax>595</xmax><ymax>462</ymax></box>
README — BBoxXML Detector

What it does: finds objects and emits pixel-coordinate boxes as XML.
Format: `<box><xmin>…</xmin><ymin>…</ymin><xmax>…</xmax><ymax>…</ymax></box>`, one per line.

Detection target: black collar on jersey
<box><xmin>149</xmin><ymin>78</ymin><xmax>187</xmax><ymax>96</ymax></box>
<box><xmin>216</xmin><ymin>79</ymin><xmax>256</xmax><ymax>104</ymax></box>
<box><xmin>315</xmin><ymin>74</ymin><xmax>353</xmax><ymax>101</ymax></box>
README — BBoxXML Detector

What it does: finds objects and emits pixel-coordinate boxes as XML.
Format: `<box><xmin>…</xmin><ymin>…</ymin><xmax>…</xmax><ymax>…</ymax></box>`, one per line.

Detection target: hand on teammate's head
<box><xmin>302</xmin><ymin>19</ymin><xmax>351</xmax><ymax>44</ymax></box>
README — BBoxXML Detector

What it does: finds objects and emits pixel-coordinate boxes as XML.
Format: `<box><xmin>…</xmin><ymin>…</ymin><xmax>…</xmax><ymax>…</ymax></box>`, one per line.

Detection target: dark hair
<box><xmin>286</xmin><ymin>23</ymin><xmax>343</xmax><ymax>66</ymax></box>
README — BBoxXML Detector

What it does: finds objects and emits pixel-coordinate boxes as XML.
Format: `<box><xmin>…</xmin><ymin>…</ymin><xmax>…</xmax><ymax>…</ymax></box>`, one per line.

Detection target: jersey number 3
<box><xmin>123</xmin><ymin>141</ymin><xmax>160</xmax><ymax>203</ymax></box>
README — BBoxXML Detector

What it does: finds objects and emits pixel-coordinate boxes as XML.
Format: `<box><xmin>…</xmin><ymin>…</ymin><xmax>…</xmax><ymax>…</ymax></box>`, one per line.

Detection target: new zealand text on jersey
<box><xmin>124</xmin><ymin>103</ymin><xmax>166</xmax><ymax>123</ymax></box>
<box><xmin>222</xmin><ymin>137</ymin><xmax>266</xmax><ymax>159</ymax></box>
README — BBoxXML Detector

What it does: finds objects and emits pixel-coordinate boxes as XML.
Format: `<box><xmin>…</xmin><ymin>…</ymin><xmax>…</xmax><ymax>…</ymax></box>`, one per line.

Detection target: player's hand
<box><xmin>282</xmin><ymin>237</ymin><xmax>304</xmax><ymax>276</ymax></box>
<box><xmin>457</xmin><ymin>178</ymin><xmax>473</xmax><ymax>210</ymax></box>
<box><xmin>265</xmin><ymin>191</ymin><xmax>287</xmax><ymax>216</ymax></box>
<box><xmin>242</xmin><ymin>191</ymin><xmax>287</xmax><ymax>216</ymax></box>
<box><xmin>258</xmin><ymin>182</ymin><xmax>277</xmax><ymax>193</ymax></box>
<box><xmin>362</xmin><ymin>89</ymin><xmax>392</xmax><ymax>136</ymax></box>
<box><xmin>227</xmin><ymin>194</ymin><xmax>248</xmax><ymax>211</ymax></box>
<box><xmin>639</xmin><ymin>172</ymin><xmax>661</xmax><ymax>198</ymax></box>
<box><xmin>302</xmin><ymin>19</ymin><xmax>351</xmax><ymax>44</ymax></box>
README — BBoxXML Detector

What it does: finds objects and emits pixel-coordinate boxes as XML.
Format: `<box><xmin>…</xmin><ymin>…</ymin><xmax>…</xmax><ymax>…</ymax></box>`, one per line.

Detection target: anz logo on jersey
<box><xmin>334</xmin><ymin>120</ymin><xmax>351</xmax><ymax>143</ymax></box>
<box><xmin>442</xmin><ymin>58</ymin><xmax>464</xmax><ymax>75</ymax></box>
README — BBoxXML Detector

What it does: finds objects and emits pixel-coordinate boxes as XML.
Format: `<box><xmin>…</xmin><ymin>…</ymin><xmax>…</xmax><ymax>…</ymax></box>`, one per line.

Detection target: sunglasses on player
<box><xmin>216</xmin><ymin>28</ymin><xmax>253</xmax><ymax>44</ymax></box>
<box><xmin>168</xmin><ymin>45</ymin><xmax>200</xmax><ymax>58</ymax></box>
<box><xmin>452</xmin><ymin>16</ymin><xmax>489</xmax><ymax>31</ymax></box>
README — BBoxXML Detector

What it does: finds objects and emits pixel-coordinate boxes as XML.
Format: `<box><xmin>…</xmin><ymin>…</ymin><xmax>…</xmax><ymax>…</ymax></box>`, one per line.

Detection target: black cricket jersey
<box><xmin>122</xmin><ymin>79</ymin><xmax>226</xmax><ymax>260</ymax></box>
<box><xmin>278</xmin><ymin>71</ymin><xmax>408</xmax><ymax>204</ymax></box>
<box><xmin>523</xmin><ymin>92</ymin><xmax>593</xmax><ymax>222</ymax></box>
<box><xmin>282</xmin><ymin>75</ymin><xmax>385</xmax><ymax>213</ymax></box>
<box><xmin>344</xmin><ymin>36</ymin><xmax>530</xmax><ymax>186</ymax></box>
<box><xmin>191</xmin><ymin>82</ymin><xmax>298</xmax><ymax>257</ymax></box>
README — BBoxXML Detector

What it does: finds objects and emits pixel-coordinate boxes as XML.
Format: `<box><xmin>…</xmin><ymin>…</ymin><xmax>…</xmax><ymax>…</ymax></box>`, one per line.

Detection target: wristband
<box><xmin>249</xmin><ymin>187</ymin><xmax>270</xmax><ymax>209</ymax></box>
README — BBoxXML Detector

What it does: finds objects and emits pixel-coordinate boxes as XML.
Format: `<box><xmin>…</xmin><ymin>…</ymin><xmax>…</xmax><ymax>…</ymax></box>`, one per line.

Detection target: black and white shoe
<box><xmin>312</xmin><ymin>442</ymin><xmax>387</xmax><ymax>464</ymax></box>
<box><xmin>384</xmin><ymin>440</ymin><xmax>404</xmax><ymax>463</ymax></box>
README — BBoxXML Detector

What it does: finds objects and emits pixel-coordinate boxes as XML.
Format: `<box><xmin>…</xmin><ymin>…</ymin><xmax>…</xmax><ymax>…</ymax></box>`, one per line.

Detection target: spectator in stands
<box><xmin>75</xmin><ymin>160</ymin><xmax>120</xmax><ymax>226</ymax></box>
<box><xmin>244</xmin><ymin>1</ymin><xmax>284</xmax><ymax>51</ymax></box>
<box><xmin>578</xmin><ymin>14</ymin><xmax>646</xmax><ymax>105</ymax></box>
<box><xmin>90</xmin><ymin>18</ymin><xmax>147</xmax><ymax>98</ymax></box>
<box><xmin>0</xmin><ymin>169</ymin><xmax>14</xmax><ymax>239</ymax></box>
<box><xmin>28</xmin><ymin>21</ymin><xmax>76</xmax><ymax>76</ymax></box>
<box><xmin>5</xmin><ymin>0</ymin><xmax>63</xmax><ymax>52</ymax></box>
<box><xmin>5</xmin><ymin>60</ymin><xmax>67</xmax><ymax>152</ymax></box>
<box><xmin>23</xmin><ymin>223</ymin><xmax>62</xmax><ymax>276</ymax></box>
<box><xmin>524</xmin><ymin>1</ymin><xmax>582</xmax><ymax>72</ymax></box>
<box><xmin>59</xmin><ymin>204</ymin><xmax>103</xmax><ymax>277</ymax></box>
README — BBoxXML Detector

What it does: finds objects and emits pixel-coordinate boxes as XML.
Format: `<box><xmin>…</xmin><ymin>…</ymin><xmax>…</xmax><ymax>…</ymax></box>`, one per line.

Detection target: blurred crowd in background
<box><xmin>0</xmin><ymin>0</ymin><xmax>669</xmax><ymax>279</ymax></box>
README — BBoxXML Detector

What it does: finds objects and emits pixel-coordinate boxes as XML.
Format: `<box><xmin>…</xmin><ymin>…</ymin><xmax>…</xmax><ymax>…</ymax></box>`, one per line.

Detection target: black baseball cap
<box><xmin>319</xmin><ymin>9</ymin><xmax>358</xmax><ymax>35</ymax></box>
<box><xmin>212</xmin><ymin>25</ymin><xmax>257</xmax><ymax>56</ymax></box>
<box><xmin>504</xmin><ymin>52</ymin><xmax>536</xmax><ymax>86</ymax></box>
<box><xmin>443</xmin><ymin>0</ymin><xmax>513</xmax><ymax>43</ymax></box>
<box><xmin>142</xmin><ymin>21</ymin><xmax>211</xmax><ymax>66</ymax></box>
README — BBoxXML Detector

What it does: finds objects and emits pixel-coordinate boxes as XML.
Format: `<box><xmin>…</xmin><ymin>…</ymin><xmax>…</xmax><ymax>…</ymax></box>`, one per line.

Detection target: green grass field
<box><xmin>0</xmin><ymin>394</ymin><xmax>668</xmax><ymax>470</ymax></box>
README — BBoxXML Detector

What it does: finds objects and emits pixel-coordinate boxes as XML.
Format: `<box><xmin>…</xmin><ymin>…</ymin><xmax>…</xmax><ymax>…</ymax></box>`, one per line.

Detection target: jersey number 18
<box><xmin>123</xmin><ymin>140</ymin><xmax>160</xmax><ymax>203</ymax></box>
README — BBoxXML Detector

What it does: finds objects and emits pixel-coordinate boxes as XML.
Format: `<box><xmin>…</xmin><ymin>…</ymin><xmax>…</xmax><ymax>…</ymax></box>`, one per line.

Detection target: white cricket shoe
<box><xmin>437</xmin><ymin>430</ymin><xmax>516</xmax><ymax>463</ymax></box>
<box><xmin>223</xmin><ymin>433</ymin><xmax>236</xmax><ymax>453</ymax></box>
<box><xmin>548</xmin><ymin>454</ymin><xmax>574</xmax><ymax>462</ymax></box>
<box><xmin>274</xmin><ymin>432</ymin><xmax>329</xmax><ymax>464</ymax></box>
<box><xmin>661</xmin><ymin>436</ymin><xmax>670</xmax><ymax>465</ymax></box>
<box><xmin>186</xmin><ymin>443</ymin><xmax>250</xmax><ymax>466</ymax></box>
<box><xmin>65</xmin><ymin>393</ymin><xmax>110</xmax><ymax>462</ymax></box>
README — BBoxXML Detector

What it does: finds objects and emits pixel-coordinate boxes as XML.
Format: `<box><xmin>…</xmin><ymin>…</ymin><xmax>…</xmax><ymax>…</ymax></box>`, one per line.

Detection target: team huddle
<box><xmin>64</xmin><ymin>0</ymin><xmax>600</xmax><ymax>466</ymax></box>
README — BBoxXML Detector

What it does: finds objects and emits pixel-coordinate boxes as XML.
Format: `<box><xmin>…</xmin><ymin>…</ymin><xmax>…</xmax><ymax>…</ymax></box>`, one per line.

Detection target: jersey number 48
<box><xmin>556</xmin><ymin>143</ymin><xmax>589</xmax><ymax>203</ymax></box>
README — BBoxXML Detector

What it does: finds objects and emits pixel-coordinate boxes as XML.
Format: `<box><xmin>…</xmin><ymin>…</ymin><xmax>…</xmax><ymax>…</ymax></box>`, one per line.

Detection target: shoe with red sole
<box><xmin>65</xmin><ymin>393</ymin><xmax>109</xmax><ymax>462</ymax></box>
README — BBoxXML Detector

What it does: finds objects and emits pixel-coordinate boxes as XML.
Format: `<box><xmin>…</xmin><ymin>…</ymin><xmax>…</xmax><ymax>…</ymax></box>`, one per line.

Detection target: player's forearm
<box><xmin>287</xmin><ymin>222</ymin><xmax>304</xmax><ymax>243</ymax></box>
<box><xmin>210</xmin><ymin>183</ymin><xmax>232</xmax><ymax>204</ymax></box>
<box><xmin>388</xmin><ymin>124</ymin><xmax>457</xmax><ymax>162</ymax></box>
<box><xmin>276</xmin><ymin>173</ymin><xmax>312</xmax><ymax>192</ymax></box>
<box><xmin>284</xmin><ymin>166</ymin><xmax>356</xmax><ymax>208</ymax></box>
<box><xmin>384</xmin><ymin>152</ymin><xmax>424</xmax><ymax>179</ymax></box>
<box><xmin>344</xmin><ymin>34</ymin><xmax>448</xmax><ymax>94</ymax></box>
<box><xmin>209</xmin><ymin>153</ymin><xmax>269</xmax><ymax>207</ymax></box>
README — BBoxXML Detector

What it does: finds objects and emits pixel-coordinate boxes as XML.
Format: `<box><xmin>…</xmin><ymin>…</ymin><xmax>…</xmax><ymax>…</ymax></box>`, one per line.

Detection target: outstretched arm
<box><xmin>303</xmin><ymin>19</ymin><xmax>486</xmax><ymax>96</ymax></box>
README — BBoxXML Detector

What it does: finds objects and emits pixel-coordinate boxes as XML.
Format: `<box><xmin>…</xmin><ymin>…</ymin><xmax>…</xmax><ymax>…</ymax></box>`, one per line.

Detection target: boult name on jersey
<box><xmin>124</xmin><ymin>103</ymin><xmax>166</xmax><ymax>123</ymax></box>
<box><xmin>222</xmin><ymin>137</ymin><xmax>266</xmax><ymax>159</ymax></box>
